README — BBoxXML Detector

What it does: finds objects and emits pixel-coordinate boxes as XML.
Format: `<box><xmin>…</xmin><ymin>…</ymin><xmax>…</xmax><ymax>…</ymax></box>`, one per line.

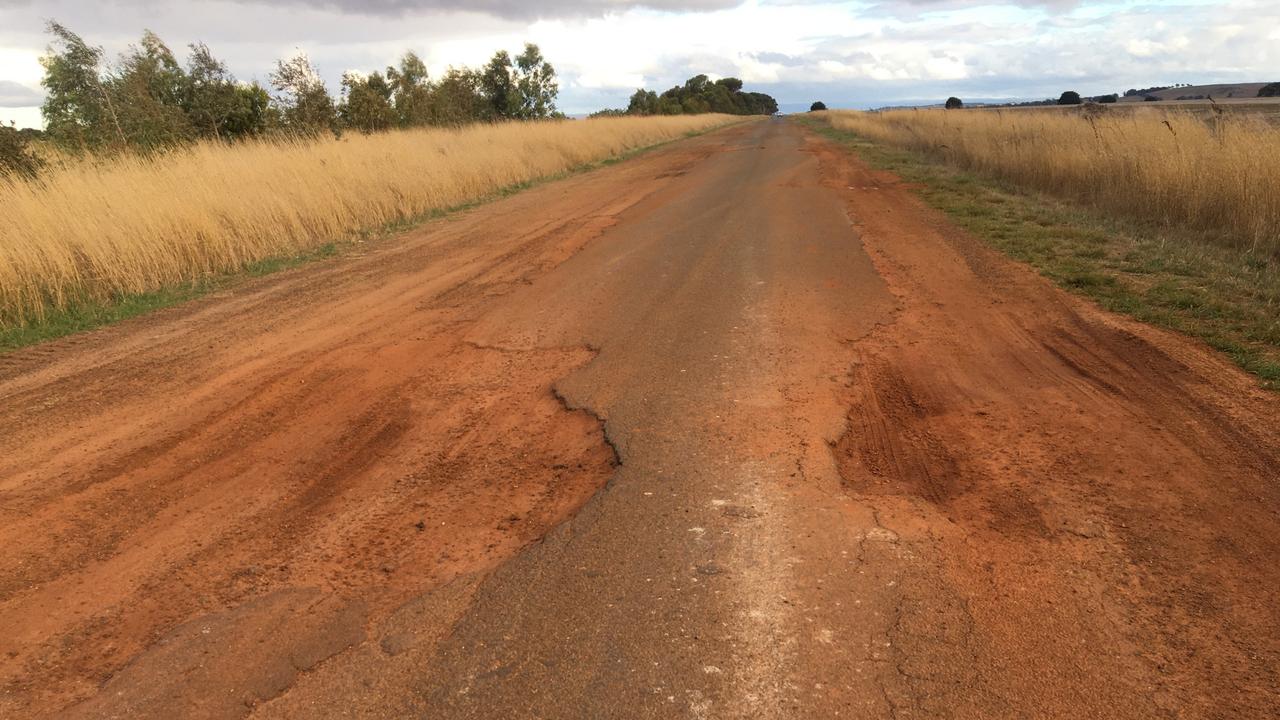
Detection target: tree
<box><xmin>627</xmin><ymin>89</ymin><xmax>659</xmax><ymax>115</ymax></box>
<box><xmin>716</xmin><ymin>77</ymin><xmax>743</xmax><ymax>93</ymax></box>
<box><xmin>1259</xmin><ymin>82</ymin><xmax>1280</xmax><ymax>98</ymax></box>
<box><xmin>944</xmin><ymin>96</ymin><xmax>963</xmax><ymax>109</ymax></box>
<box><xmin>480</xmin><ymin>44</ymin><xmax>559</xmax><ymax>120</ymax></box>
<box><xmin>1096</xmin><ymin>93</ymin><xmax>1118</xmax><ymax>104</ymax></box>
<box><xmin>1057</xmin><ymin>90</ymin><xmax>1082</xmax><ymax>105</ymax></box>
<box><xmin>182</xmin><ymin>42</ymin><xmax>245</xmax><ymax>140</ymax></box>
<box><xmin>429</xmin><ymin>67</ymin><xmax>486</xmax><ymax>125</ymax></box>
<box><xmin>657</xmin><ymin>92</ymin><xmax>684</xmax><ymax>115</ymax></box>
<box><xmin>224</xmin><ymin>82</ymin><xmax>274</xmax><ymax>137</ymax></box>
<box><xmin>269</xmin><ymin>52</ymin><xmax>337</xmax><ymax>135</ymax></box>
<box><xmin>743</xmin><ymin>91</ymin><xmax>778</xmax><ymax>115</ymax></box>
<box><xmin>480</xmin><ymin>50</ymin><xmax>518</xmax><ymax>119</ymax></box>
<box><xmin>513</xmin><ymin>43</ymin><xmax>558</xmax><ymax>119</ymax></box>
<box><xmin>621</xmin><ymin>75</ymin><xmax>776</xmax><ymax>117</ymax></box>
<box><xmin>39</xmin><ymin>21</ymin><xmax>125</xmax><ymax>152</ymax></box>
<box><xmin>339</xmin><ymin>71</ymin><xmax>395</xmax><ymax>133</ymax></box>
<box><xmin>111</xmin><ymin>30</ymin><xmax>193</xmax><ymax>151</ymax></box>
<box><xmin>681</xmin><ymin>93</ymin><xmax>711</xmax><ymax>114</ymax></box>
<box><xmin>386</xmin><ymin>52</ymin><xmax>432</xmax><ymax>127</ymax></box>
<box><xmin>704</xmin><ymin>81</ymin><xmax>736</xmax><ymax>113</ymax></box>
<box><xmin>0</xmin><ymin>123</ymin><xmax>43</xmax><ymax>179</ymax></box>
<box><xmin>809</xmin><ymin>101</ymin><xmax>827</xmax><ymax>111</ymax></box>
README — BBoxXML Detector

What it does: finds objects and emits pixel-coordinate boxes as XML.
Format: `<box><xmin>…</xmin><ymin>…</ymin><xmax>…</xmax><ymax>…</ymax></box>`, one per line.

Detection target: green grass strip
<box><xmin>0</xmin><ymin>122</ymin><xmax>742</xmax><ymax>354</ymax></box>
<box><xmin>799</xmin><ymin>117</ymin><xmax>1280</xmax><ymax>390</ymax></box>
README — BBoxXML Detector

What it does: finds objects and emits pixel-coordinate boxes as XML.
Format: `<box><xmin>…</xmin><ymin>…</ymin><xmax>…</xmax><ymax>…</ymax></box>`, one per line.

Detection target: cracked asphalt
<box><xmin>4</xmin><ymin>119</ymin><xmax>1279</xmax><ymax>719</ymax></box>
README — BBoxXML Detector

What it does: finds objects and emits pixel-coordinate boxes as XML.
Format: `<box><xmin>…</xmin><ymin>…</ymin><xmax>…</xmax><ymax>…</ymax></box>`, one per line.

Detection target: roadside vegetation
<box><xmin>0</xmin><ymin>114</ymin><xmax>736</xmax><ymax>335</ymax></box>
<box><xmin>823</xmin><ymin>108</ymin><xmax>1280</xmax><ymax>255</ymax></box>
<box><xmin>803</xmin><ymin>110</ymin><xmax>1280</xmax><ymax>388</ymax></box>
<box><xmin>592</xmin><ymin>74</ymin><xmax>777</xmax><ymax>117</ymax></box>
<box><xmin>0</xmin><ymin>21</ymin><xmax>744</xmax><ymax>345</ymax></box>
<box><xmin>23</xmin><ymin>21</ymin><xmax>564</xmax><ymax>161</ymax></box>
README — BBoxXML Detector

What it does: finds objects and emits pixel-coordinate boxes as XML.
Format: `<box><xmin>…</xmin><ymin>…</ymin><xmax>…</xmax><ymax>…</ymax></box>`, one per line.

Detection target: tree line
<box><xmin>33</xmin><ymin>21</ymin><xmax>562</xmax><ymax>157</ymax></box>
<box><xmin>593</xmin><ymin>74</ymin><xmax>777</xmax><ymax>117</ymax></box>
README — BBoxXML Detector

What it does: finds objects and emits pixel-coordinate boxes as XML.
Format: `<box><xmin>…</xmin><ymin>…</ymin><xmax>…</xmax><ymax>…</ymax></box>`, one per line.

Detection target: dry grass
<box><xmin>0</xmin><ymin>114</ymin><xmax>737</xmax><ymax>327</ymax></box>
<box><xmin>821</xmin><ymin>107</ymin><xmax>1280</xmax><ymax>255</ymax></box>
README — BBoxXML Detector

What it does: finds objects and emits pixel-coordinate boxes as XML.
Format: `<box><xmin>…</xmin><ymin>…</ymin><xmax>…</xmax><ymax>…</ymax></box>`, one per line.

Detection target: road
<box><xmin>1</xmin><ymin>119</ymin><xmax>1278</xmax><ymax>719</ymax></box>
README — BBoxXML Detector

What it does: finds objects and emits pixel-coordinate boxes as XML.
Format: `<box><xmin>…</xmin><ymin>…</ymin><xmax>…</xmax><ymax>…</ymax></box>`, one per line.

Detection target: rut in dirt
<box><xmin>0</xmin><ymin>118</ymin><xmax>1277</xmax><ymax>720</ymax></box>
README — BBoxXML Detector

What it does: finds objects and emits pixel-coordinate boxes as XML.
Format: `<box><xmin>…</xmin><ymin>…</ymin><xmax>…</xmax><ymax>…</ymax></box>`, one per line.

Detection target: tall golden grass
<box><xmin>822</xmin><ymin>108</ymin><xmax>1280</xmax><ymax>255</ymax></box>
<box><xmin>0</xmin><ymin>114</ymin><xmax>738</xmax><ymax>327</ymax></box>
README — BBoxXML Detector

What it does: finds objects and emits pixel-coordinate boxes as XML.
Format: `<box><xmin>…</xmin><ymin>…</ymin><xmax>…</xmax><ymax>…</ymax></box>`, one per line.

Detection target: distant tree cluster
<box><xmin>983</xmin><ymin>90</ymin><xmax>1117</xmax><ymax>109</ymax></box>
<box><xmin>602</xmin><ymin>75</ymin><xmax>777</xmax><ymax>117</ymax></box>
<box><xmin>1123</xmin><ymin>84</ymin><xmax>1189</xmax><ymax>97</ymax></box>
<box><xmin>36</xmin><ymin>21</ymin><xmax>562</xmax><ymax>157</ymax></box>
<box><xmin>1259</xmin><ymin>83</ymin><xmax>1280</xmax><ymax>98</ymax></box>
<box><xmin>1002</xmin><ymin>98</ymin><xmax>1058</xmax><ymax>107</ymax></box>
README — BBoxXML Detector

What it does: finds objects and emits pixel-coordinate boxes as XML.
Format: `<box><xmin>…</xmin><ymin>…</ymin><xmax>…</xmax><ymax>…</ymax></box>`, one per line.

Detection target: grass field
<box><xmin>821</xmin><ymin>107</ymin><xmax>1280</xmax><ymax>256</ymax></box>
<box><xmin>0</xmin><ymin>114</ymin><xmax>738</xmax><ymax>331</ymax></box>
<box><xmin>802</xmin><ymin>114</ymin><xmax>1280</xmax><ymax>388</ymax></box>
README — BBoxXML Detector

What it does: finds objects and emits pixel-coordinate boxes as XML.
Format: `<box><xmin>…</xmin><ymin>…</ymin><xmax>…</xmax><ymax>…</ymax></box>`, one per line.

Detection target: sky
<box><xmin>1</xmin><ymin>0</ymin><xmax>1278</xmax><ymax>127</ymax></box>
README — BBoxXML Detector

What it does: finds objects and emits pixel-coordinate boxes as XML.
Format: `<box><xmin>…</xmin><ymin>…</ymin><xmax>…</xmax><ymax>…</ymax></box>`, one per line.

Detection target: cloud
<box><xmin>0</xmin><ymin>80</ymin><xmax>41</xmax><ymax>107</ymax></box>
<box><xmin>1</xmin><ymin>0</ymin><xmax>1278</xmax><ymax>125</ymax></box>
<box><xmin>372</xmin><ymin>0</ymin><xmax>741</xmax><ymax>18</ymax></box>
<box><xmin>0</xmin><ymin>0</ymin><xmax>746</xmax><ymax>21</ymax></box>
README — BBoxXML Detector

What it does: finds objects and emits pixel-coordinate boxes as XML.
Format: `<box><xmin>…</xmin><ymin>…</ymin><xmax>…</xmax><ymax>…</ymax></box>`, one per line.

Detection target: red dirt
<box><xmin>1</xmin><ymin>120</ymin><xmax>1278</xmax><ymax>718</ymax></box>
<box><xmin>816</xmin><ymin>138</ymin><xmax>1280</xmax><ymax>718</ymax></box>
<box><xmin>0</xmin><ymin>137</ymin><xmax>718</xmax><ymax>716</ymax></box>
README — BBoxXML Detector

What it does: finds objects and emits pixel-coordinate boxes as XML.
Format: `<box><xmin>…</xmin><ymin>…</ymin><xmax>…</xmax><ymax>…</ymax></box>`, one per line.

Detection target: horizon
<box><xmin>3</xmin><ymin>0</ymin><xmax>1278</xmax><ymax>128</ymax></box>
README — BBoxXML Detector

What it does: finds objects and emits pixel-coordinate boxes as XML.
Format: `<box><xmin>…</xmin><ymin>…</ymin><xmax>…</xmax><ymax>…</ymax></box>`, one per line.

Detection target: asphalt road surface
<box><xmin>2</xmin><ymin>119</ymin><xmax>1278</xmax><ymax>719</ymax></box>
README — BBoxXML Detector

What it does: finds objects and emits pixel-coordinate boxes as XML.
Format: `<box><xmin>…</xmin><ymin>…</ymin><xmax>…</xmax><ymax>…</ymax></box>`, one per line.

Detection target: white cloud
<box><xmin>0</xmin><ymin>0</ymin><xmax>1277</xmax><ymax>123</ymax></box>
<box><xmin>1126</xmin><ymin>39</ymin><xmax>1160</xmax><ymax>57</ymax></box>
<box><xmin>0</xmin><ymin>106</ymin><xmax>41</xmax><ymax>128</ymax></box>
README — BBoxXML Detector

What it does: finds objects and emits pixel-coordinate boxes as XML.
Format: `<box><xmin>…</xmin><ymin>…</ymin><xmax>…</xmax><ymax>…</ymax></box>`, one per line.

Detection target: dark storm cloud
<box><xmin>0</xmin><ymin>80</ymin><xmax>41</xmax><ymax>107</ymax></box>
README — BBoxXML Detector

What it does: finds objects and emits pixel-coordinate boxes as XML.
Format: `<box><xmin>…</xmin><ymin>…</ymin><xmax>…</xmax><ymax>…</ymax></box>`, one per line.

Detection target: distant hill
<box><xmin>1118</xmin><ymin>82</ymin><xmax>1271</xmax><ymax>102</ymax></box>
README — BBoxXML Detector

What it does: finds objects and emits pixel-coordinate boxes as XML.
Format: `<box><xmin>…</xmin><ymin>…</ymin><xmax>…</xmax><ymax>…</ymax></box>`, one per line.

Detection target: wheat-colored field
<box><xmin>0</xmin><ymin>114</ymin><xmax>738</xmax><ymax>327</ymax></box>
<box><xmin>821</xmin><ymin>108</ymin><xmax>1280</xmax><ymax>255</ymax></box>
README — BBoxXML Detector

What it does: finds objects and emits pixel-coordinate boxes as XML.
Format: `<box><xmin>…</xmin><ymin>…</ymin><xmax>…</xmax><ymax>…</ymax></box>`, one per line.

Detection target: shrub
<box><xmin>945</xmin><ymin>96</ymin><xmax>963</xmax><ymax>109</ymax></box>
<box><xmin>1259</xmin><ymin>83</ymin><xmax>1280</xmax><ymax>98</ymax></box>
<box><xmin>1096</xmin><ymin>94</ymin><xmax>1118</xmax><ymax>104</ymax></box>
<box><xmin>1057</xmin><ymin>91</ymin><xmax>1082</xmax><ymax>105</ymax></box>
<box><xmin>0</xmin><ymin>124</ymin><xmax>43</xmax><ymax>180</ymax></box>
<box><xmin>810</xmin><ymin>101</ymin><xmax>827</xmax><ymax>111</ymax></box>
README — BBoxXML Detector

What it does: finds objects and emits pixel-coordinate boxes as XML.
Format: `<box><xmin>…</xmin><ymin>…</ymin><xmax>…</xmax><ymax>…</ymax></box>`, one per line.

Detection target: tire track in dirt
<box><xmin>0</xmin><ymin>127</ymin><xmax>738</xmax><ymax>718</ymax></box>
<box><xmin>812</xmin><ymin>133</ymin><xmax>1280</xmax><ymax>718</ymax></box>
<box><xmin>4</xmin><ymin>118</ymin><xmax>1278</xmax><ymax>719</ymax></box>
